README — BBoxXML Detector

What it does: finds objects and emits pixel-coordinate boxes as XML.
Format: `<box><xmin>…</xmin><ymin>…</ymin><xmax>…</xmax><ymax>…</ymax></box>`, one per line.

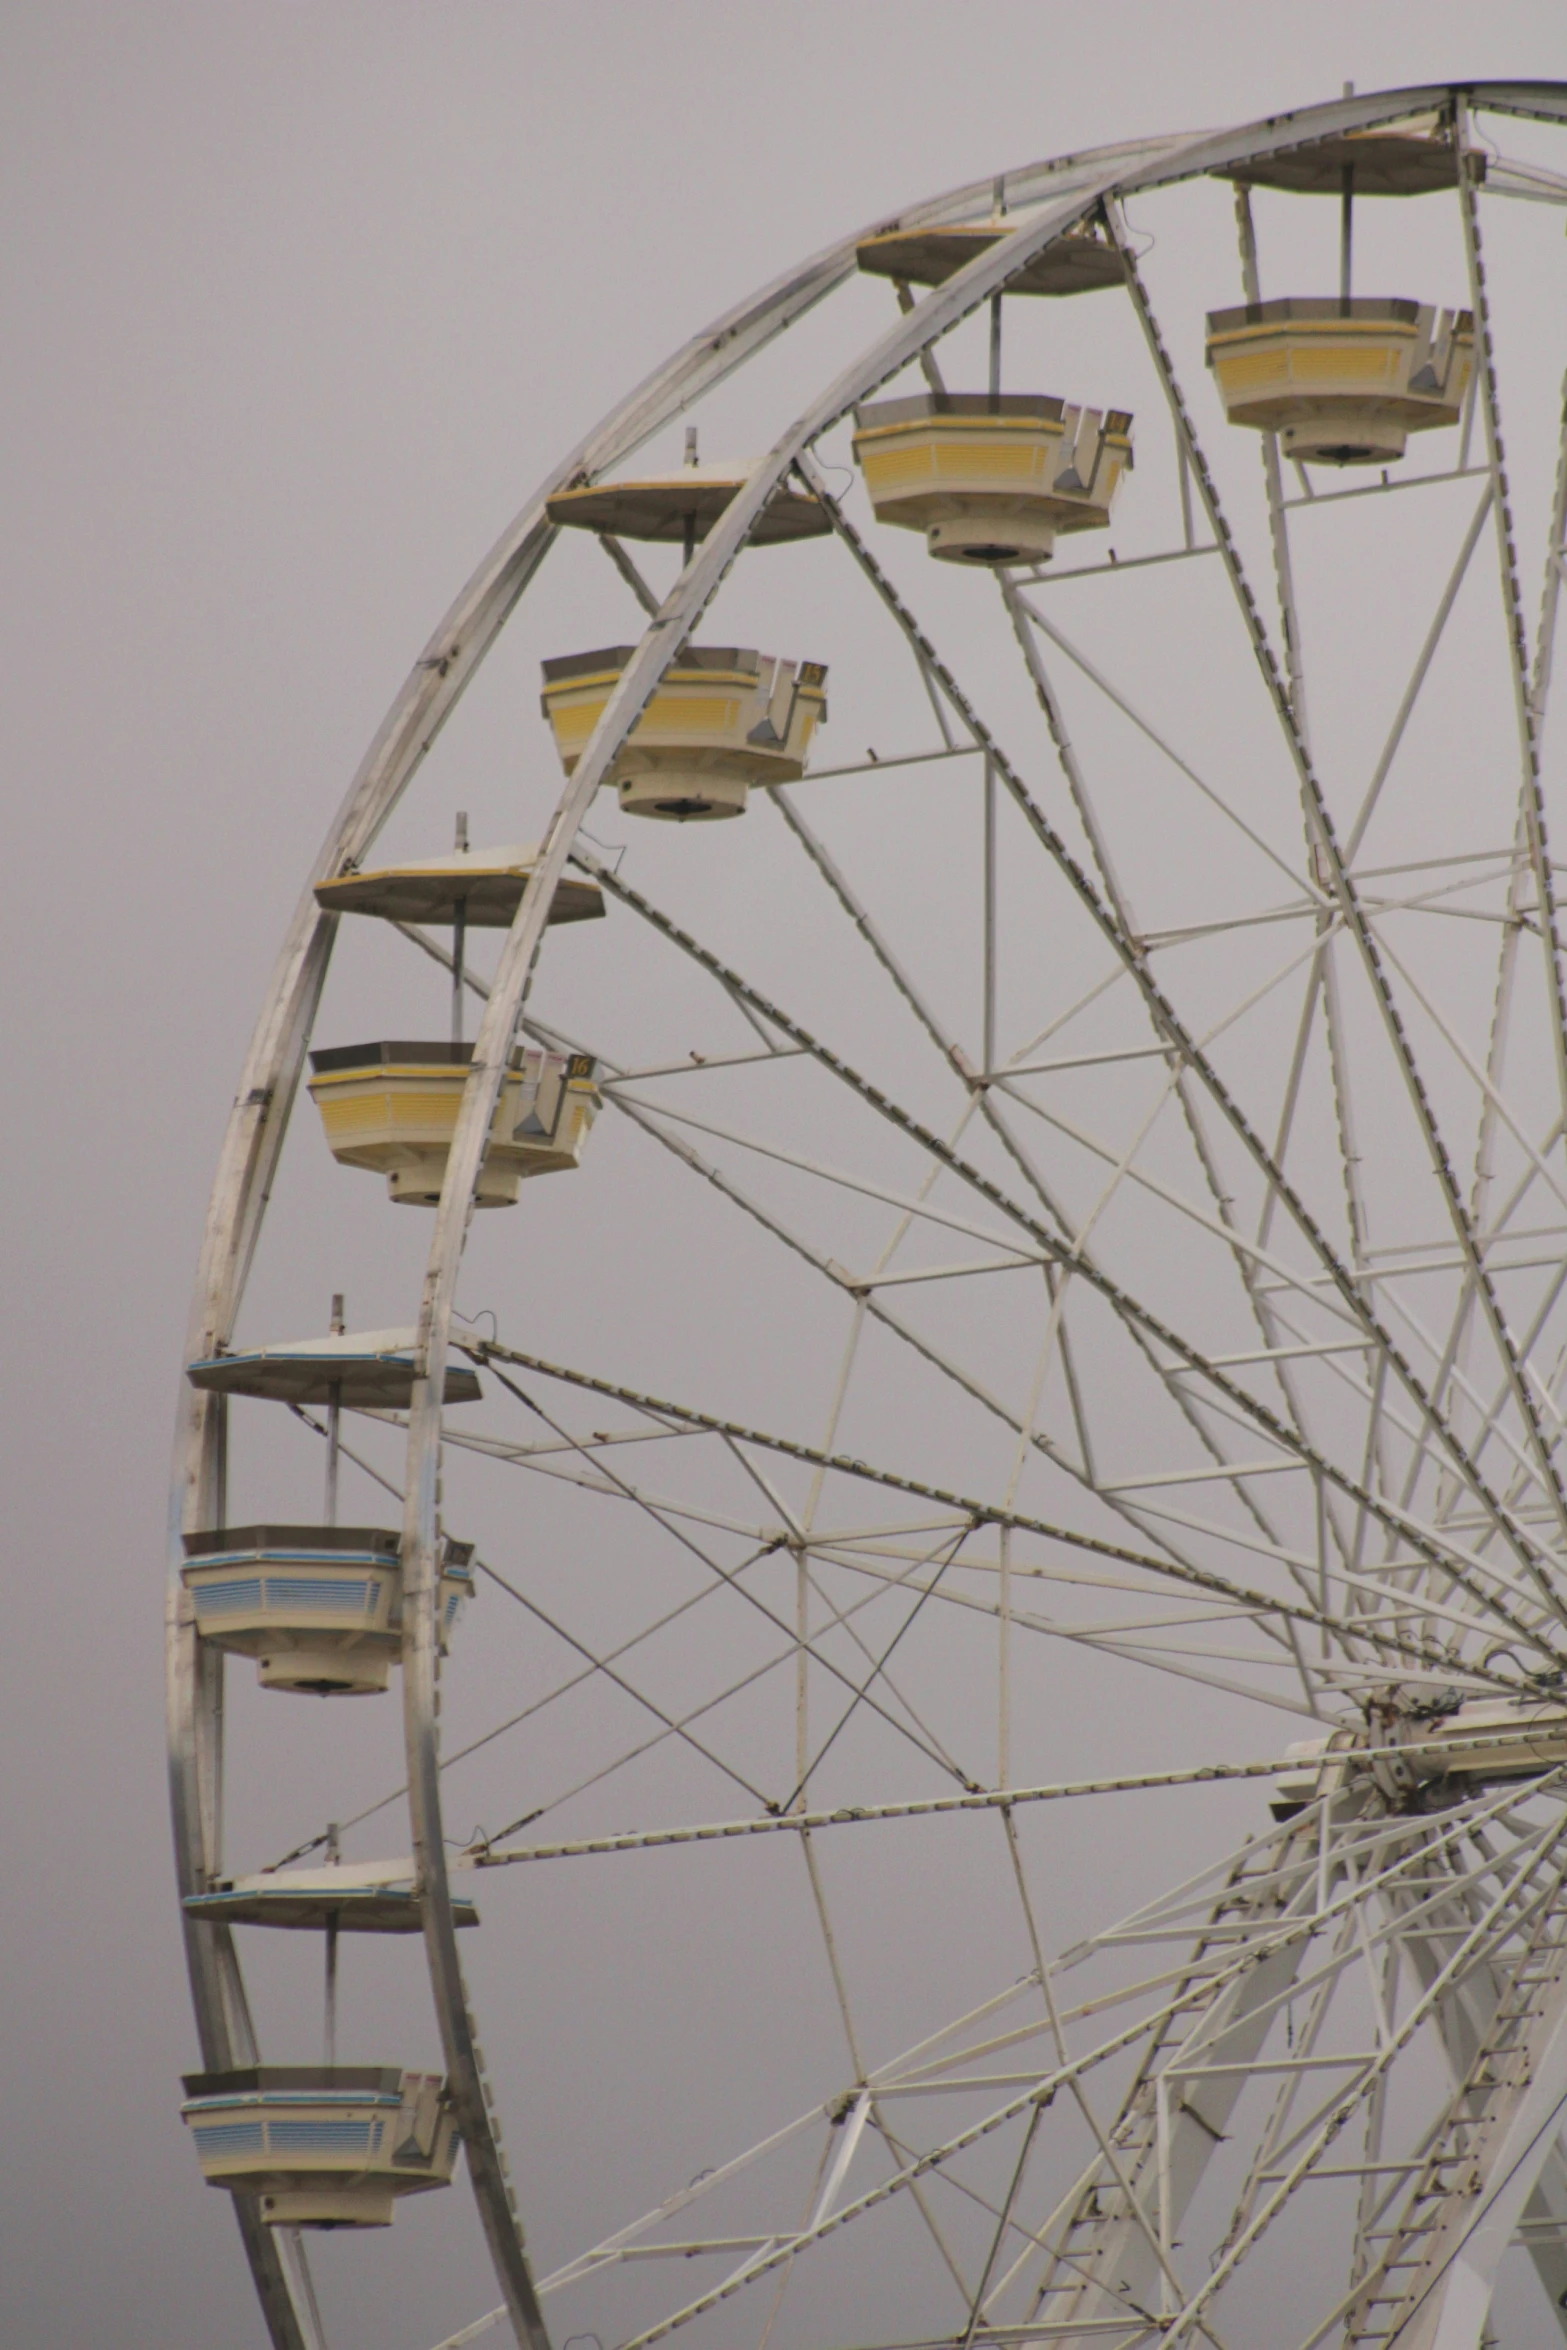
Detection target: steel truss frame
<box><xmin>167</xmin><ymin>79</ymin><xmax>1567</xmax><ymax>2350</ymax></box>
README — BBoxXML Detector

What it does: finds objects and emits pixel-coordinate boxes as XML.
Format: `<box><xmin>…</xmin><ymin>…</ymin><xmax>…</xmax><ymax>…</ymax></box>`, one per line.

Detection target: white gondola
<box><xmin>181</xmin><ymin>2066</ymin><xmax>458</xmax><ymax>2227</ymax></box>
<box><xmin>181</xmin><ymin>1525</ymin><xmax>473</xmax><ymax>1694</ymax></box>
<box><xmin>1206</xmin><ymin>296</ymin><xmax>1474</xmax><ymax>465</ymax></box>
<box><xmin>540</xmin><ymin>644</ymin><xmax>828</xmax><ymax>820</ymax></box>
<box><xmin>853</xmin><ymin>392</ymin><xmax>1133</xmax><ymax>564</ymax></box>
<box><xmin>306</xmin><ymin>1039</ymin><xmax>600</xmax><ymax>1205</ymax></box>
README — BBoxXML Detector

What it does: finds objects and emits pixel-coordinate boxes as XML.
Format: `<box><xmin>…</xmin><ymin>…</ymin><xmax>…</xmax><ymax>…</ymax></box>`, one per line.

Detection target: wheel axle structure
<box><xmin>169</xmin><ymin>82</ymin><xmax>1567</xmax><ymax>2350</ymax></box>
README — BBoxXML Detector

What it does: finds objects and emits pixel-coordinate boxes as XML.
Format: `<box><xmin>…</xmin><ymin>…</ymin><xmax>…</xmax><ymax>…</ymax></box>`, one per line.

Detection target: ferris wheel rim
<box><xmin>169</xmin><ymin>78</ymin><xmax>1567</xmax><ymax>2350</ymax></box>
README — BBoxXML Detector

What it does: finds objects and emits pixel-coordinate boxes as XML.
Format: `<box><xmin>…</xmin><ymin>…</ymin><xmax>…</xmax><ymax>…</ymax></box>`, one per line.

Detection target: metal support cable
<box><xmin>574</xmin><ymin>798</ymin><xmax>1550</xmax><ymax>1657</ymax></box>
<box><xmin>1104</xmin><ymin>200</ymin><xmax>1567</xmax><ymax>1605</ymax></box>
<box><xmin>785</xmin><ymin>448</ymin><xmax>1549</xmax><ymax>1595</ymax></box>
<box><xmin>468</xmin><ymin>1339</ymin><xmax>1493</xmax><ymax>1683</ymax></box>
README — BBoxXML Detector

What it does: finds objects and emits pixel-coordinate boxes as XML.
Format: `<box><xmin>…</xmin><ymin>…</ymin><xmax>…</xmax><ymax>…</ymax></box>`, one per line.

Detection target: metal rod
<box><xmin>1107</xmin><ymin>203</ymin><xmax>1567</xmax><ymax>1607</ymax></box>
<box><xmin>1343</xmin><ymin>486</ymin><xmax>1494</xmax><ymax>859</ymax></box>
<box><xmin>325</xmin><ymin>1293</ymin><xmax>344</xmax><ymax>1526</ymax></box>
<box><xmin>579</xmin><ymin>650</ymin><xmax>1541</xmax><ymax>1632</ymax></box>
<box><xmin>1016</xmin><ymin>592</ymin><xmax>1307</xmax><ymax>891</ymax></box>
<box><xmin>467</xmin><ymin>1337</ymin><xmax>1483</xmax><ymax>1678</ymax></box>
<box><xmin>989</xmin><ymin>294</ymin><xmax>1003</xmax><ymax>405</ymax></box>
<box><xmin>451</xmin><ymin>904</ymin><xmax>467</xmax><ymax>1046</ymax></box>
<box><xmin>452</xmin><ymin>812</ymin><xmax>468</xmax><ymax>1046</ymax></box>
<box><xmin>324</xmin><ymin>1822</ymin><xmax>341</xmax><ymax>2065</ymax></box>
<box><xmin>325</xmin><ymin>1386</ymin><xmax>341</xmax><ymax>1524</ymax></box>
<box><xmin>598</xmin><ymin>532</ymin><xmax>661</xmax><ymax>617</ymax></box>
<box><xmin>470</xmin><ymin>1739</ymin><xmax>1533</xmax><ymax>1867</ymax></box>
<box><xmin>1024</xmin><ymin>540</ymin><xmax>1222</xmax><ymax>586</ymax></box>
<box><xmin>893</xmin><ymin>281</ymin><xmax>948</xmax><ymax>398</ymax></box>
<box><xmin>683</xmin><ymin>424</ymin><xmax>698</xmax><ymax>568</ymax></box>
<box><xmin>1283</xmin><ymin>463</ymin><xmax>1488</xmax><ymax>513</ymax></box>
<box><xmin>324</xmin><ymin>1922</ymin><xmax>338</xmax><ymax>2067</ymax></box>
<box><xmin>983</xmin><ymin>755</ymin><xmax>997</xmax><ymax>1073</ymax></box>
<box><xmin>1339</xmin><ymin>167</ymin><xmax>1354</xmax><ymax>307</ymax></box>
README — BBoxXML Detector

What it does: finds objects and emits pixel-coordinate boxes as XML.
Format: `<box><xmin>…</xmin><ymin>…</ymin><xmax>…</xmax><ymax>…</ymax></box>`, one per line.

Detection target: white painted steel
<box><xmin>169</xmin><ymin>80</ymin><xmax>1567</xmax><ymax>2350</ymax></box>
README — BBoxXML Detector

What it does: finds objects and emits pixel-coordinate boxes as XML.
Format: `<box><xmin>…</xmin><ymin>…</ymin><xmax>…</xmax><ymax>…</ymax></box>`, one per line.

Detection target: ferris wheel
<box><xmin>169</xmin><ymin>80</ymin><xmax>1567</xmax><ymax>2350</ymax></box>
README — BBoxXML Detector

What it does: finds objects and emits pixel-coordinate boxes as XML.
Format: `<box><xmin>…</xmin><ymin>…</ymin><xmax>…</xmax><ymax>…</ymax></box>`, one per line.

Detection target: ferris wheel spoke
<box><xmin>1005</xmin><ymin>588</ymin><xmax>1305</xmax><ymax>894</ymax></box>
<box><xmin>1429</xmin><ymin>1260</ymin><xmax>1567</xmax><ymax>1516</ymax></box>
<box><xmin>1374</xmin><ymin>930</ymin><xmax>1567</xmax><ymax>1229</ymax></box>
<box><xmin>1530</xmin><ymin>377</ymin><xmax>1567</xmax><ymax>744</ymax></box>
<box><xmin>786</xmin><ymin>478</ymin><xmax>1551</xmax><ymax>1591</ymax></box>
<box><xmin>1379</xmin><ymin>1866</ymin><xmax>1567</xmax><ymax>2335</ymax></box>
<box><xmin>576</xmin><ymin>864</ymin><xmax>1542</xmax><ymax>1634</ymax></box>
<box><xmin>538</xmin><ymin>1061</ymin><xmax>1261</xmax><ymax>1609</ymax></box>
<box><xmin>472</xmin><ymin>1340</ymin><xmax>1499</xmax><ymax>1690</ymax></box>
<box><xmin>482</xmin><ymin>1364</ymin><xmax>992</xmax><ymax>1789</ymax></box>
<box><xmin>992</xmin><ymin>1812</ymin><xmax>1228</xmax><ymax>2344</ymax></box>
<box><xmin>1364</xmin><ymin>1273</ymin><xmax>1567</xmax><ymax>1535</ymax></box>
<box><xmin>1026</xmin><ymin>1813</ymin><xmax>1326</xmax><ymax>2337</ymax></box>
<box><xmin>1036</xmin><ymin>1788</ymin><xmax>1567</xmax><ymax>2350</ymax></box>
<box><xmin>1368</xmin><ymin>1193</ymin><xmax>1567</xmax><ymax>1569</ymax></box>
<box><xmin>1233</xmin><ymin>185</ymin><xmax>1313</xmax><ymax>751</ymax></box>
<box><xmin>1345</xmin><ymin>486</ymin><xmax>1495</xmax><ymax>862</ymax></box>
<box><xmin>1457</xmin><ymin>116</ymin><xmax>1567</xmax><ymax>1142</ymax></box>
<box><xmin>1109</xmin><ymin>196</ymin><xmax>1567</xmax><ymax>1609</ymax></box>
<box><xmin>537</xmin><ymin>550</ymin><xmax>1541</xmax><ymax>1633</ymax></box>
<box><xmin>480</xmin><ymin>1437</ymin><xmax>1327</xmax><ymax>1726</ymax></box>
<box><xmin>570</xmin><ymin>988</ymin><xmax>1326</xmax><ymax>1626</ymax></box>
<box><xmin>1155</xmin><ymin>1797</ymin><xmax>1567</xmax><ymax>2350</ymax></box>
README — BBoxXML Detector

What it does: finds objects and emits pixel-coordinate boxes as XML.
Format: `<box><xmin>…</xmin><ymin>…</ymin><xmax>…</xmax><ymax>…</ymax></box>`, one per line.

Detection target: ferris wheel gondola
<box><xmin>169</xmin><ymin>81</ymin><xmax>1567</xmax><ymax>2350</ymax></box>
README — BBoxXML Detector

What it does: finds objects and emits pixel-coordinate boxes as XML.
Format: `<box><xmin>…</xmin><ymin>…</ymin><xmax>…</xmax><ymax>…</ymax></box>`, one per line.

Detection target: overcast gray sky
<box><xmin>7</xmin><ymin>7</ymin><xmax>1567</xmax><ymax>2346</ymax></box>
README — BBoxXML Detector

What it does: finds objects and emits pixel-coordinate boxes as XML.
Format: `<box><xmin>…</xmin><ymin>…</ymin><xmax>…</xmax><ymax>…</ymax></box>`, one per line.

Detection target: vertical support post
<box><xmin>983</xmin><ymin>753</ymin><xmax>997</xmax><ymax>1074</ymax></box>
<box><xmin>1155</xmin><ymin>2074</ymin><xmax>1173</xmax><ymax>2313</ymax></box>
<box><xmin>1233</xmin><ymin>185</ymin><xmax>1310</xmax><ymax>748</ymax></box>
<box><xmin>324</xmin><ymin>1822</ymin><xmax>340</xmax><ymax>2070</ymax></box>
<box><xmin>325</xmin><ymin>1293</ymin><xmax>344</xmax><ymax>1526</ymax></box>
<box><xmin>1457</xmin><ymin>93</ymin><xmax>1567</xmax><ymax>1148</ymax></box>
<box><xmin>1458</xmin><ymin>354</ymin><xmax>1480</xmax><ymax>475</ymax></box>
<box><xmin>894</xmin><ymin>280</ymin><xmax>948</xmax><ymax>399</ymax></box>
<box><xmin>989</xmin><ymin>174</ymin><xmax>1006</xmax><ymax>410</ymax></box>
<box><xmin>683</xmin><ymin>425</ymin><xmax>699</xmax><ymax>569</ymax></box>
<box><xmin>324</xmin><ymin>1921</ymin><xmax>339</xmax><ymax>2066</ymax></box>
<box><xmin>324</xmin><ymin>1388</ymin><xmax>341</xmax><ymax>1524</ymax></box>
<box><xmin>998</xmin><ymin>1521</ymin><xmax>1011</xmax><ymax>1788</ymax></box>
<box><xmin>452</xmin><ymin>811</ymin><xmax>469</xmax><ymax>1047</ymax></box>
<box><xmin>795</xmin><ymin>1543</ymin><xmax>809</xmax><ymax>1813</ymax></box>
<box><xmin>1339</xmin><ymin>168</ymin><xmax>1354</xmax><ymax>310</ymax></box>
<box><xmin>1315</xmin><ymin>1468</ymin><xmax>1329</xmax><ymax>1658</ymax></box>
